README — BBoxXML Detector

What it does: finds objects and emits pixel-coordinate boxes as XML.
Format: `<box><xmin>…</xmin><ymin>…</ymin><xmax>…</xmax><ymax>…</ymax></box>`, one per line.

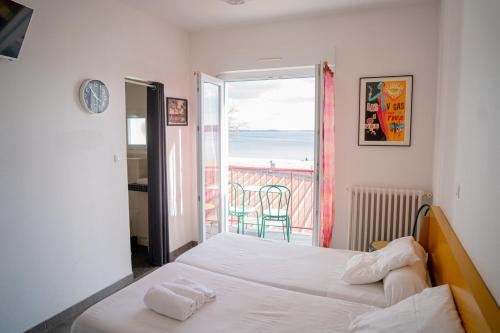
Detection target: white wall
<box><xmin>433</xmin><ymin>0</ymin><xmax>500</xmax><ymax>303</ymax></box>
<box><xmin>0</xmin><ymin>1</ymin><xmax>194</xmax><ymax>332</ymax></box>
<box><xmin>190</xmin><ymin>1</ymin><xmax>440</xmax><ymax>249</ymax></box>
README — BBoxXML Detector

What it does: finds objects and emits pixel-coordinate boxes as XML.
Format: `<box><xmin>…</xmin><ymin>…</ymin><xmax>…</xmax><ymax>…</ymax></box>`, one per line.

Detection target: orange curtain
<box><xmin>321</xmin><ymin>64</ymin><xmax>335</xmax><ymax>248</ymax></box>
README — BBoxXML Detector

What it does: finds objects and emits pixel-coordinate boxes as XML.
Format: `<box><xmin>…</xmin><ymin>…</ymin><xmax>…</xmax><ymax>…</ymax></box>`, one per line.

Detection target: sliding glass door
<box><xmin>197</xmin><ymin>73</ymin><xmax>226</xmax><ymax>242</ymax></box>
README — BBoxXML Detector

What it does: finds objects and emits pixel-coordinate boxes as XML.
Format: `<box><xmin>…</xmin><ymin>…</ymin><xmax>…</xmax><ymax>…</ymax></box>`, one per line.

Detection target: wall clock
<box><xmin>79</xmin><ymin>79</ymin><xmax>110</xmax><ymax>114</ymax></box>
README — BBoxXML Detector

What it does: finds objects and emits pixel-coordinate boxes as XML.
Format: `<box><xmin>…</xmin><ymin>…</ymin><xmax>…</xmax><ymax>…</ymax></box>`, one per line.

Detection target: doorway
<box><xmin>125</xmin><ymin>79</ymin><xmax>170</xmax><ymax>278</ymax></box>
<box><xmin>197</xmin><ymin>66</ymin><xmax>324</xmax><ymax>246</ymax></box>
<box><xmin>125</xmin><ymin>81</ymin><xmax>153</xmax><ymax>278</ymax></box>
<box><xmin>225</xmin><ymin>77</ymin><xmax>315</xmax><ymax>245</ymax></box>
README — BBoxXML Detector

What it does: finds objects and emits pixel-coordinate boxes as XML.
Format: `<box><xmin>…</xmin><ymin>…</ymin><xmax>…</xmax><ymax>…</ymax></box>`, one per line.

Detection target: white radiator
<box><xmin>348</xmin><ymin>187</ymin><xmax>431</xmax><ymax>252</ymax></box>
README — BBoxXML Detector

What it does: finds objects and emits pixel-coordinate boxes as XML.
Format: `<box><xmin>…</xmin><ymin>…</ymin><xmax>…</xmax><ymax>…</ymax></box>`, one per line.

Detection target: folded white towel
<box><xmin>173</xmin><ymin>278</ymin><xmax>216</xmax><ymax>302</ymax></box>
<box><xmin>161</xmin><ymin>282</ymin><xmax>205</xmax><ymax>309</ymax></box>
<box><xmin>143</xmin><ymin>286</ymin><xmax>196</xmax><ymax>321</ymax></box>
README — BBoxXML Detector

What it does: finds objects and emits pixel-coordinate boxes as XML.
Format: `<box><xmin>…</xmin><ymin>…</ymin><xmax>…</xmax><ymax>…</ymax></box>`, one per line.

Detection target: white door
<box><xmin>197</xmin><ymin>73</ymin><xmax>226</xmax><ymax>242</ymax></box>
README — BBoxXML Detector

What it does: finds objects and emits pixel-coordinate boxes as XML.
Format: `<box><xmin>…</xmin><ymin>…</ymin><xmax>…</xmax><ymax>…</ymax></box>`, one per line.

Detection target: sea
<box><xmin>228</xmin><ymin>130</ymin><xmax>315</xmax><ymax>169</ymax></box>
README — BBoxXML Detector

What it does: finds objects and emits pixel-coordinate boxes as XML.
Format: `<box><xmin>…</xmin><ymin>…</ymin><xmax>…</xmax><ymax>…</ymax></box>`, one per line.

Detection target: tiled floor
<box><xmin>131</xmin><ymin>244</ymin><xmax>158</xmax><ymax>279</ymax></box>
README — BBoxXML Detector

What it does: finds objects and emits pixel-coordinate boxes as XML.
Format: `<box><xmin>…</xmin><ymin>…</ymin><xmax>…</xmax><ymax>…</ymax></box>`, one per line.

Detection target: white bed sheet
<box><xmin>71</xmin><ymin>262</ymin><xmax>376</xmax><ymax>333</ymax></box>
<box><xmin>176</xmin><ymin>233</ymin><xmax>386</xmax><ymax>307</ymax></box>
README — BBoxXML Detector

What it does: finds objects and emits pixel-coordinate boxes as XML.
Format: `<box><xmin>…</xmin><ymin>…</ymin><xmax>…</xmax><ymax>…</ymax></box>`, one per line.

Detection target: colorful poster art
<box><xmin>358</xmin><ymin>76</ymin><xmax>413</xmax><ymax>146</ymax></box>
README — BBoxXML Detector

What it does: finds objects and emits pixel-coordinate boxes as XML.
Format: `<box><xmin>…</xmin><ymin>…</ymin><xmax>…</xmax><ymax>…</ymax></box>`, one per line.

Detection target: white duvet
<box><xmin>71</xmin><ymin>263</ymin><xmax>376</xmax><ymax>333</ymax></box>
<box><xmin>176</xmin><ymin>233</ymin><xmax>386</xmax><ymax>307</ymax></box>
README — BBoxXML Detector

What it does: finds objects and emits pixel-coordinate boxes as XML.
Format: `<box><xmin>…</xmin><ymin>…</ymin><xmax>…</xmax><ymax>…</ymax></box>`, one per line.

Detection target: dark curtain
<box><xmin>147</xmin><ymin>82</ymin><xmax>170</xmax><ymax>265</ymax></box>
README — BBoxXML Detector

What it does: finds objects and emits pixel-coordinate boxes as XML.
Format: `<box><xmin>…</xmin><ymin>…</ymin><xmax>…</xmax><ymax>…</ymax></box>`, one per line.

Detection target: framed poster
<box><xmin>166</xmin><ymin>97</ymin><xmax>188</xmax><ymax>126</ymax></box>
<box><xmin>358</xmin><ymin>75</ymin><xmax>413</xmax><ymax>146</ymax></box>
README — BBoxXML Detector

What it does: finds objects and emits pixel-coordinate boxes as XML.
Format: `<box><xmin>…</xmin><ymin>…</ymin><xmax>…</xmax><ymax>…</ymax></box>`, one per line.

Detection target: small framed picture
<box><xmin>166</xmin><ymin>97</ymin><xmax>188</xmax><ymax>126</ymax></box>
<box><xmin>358</xmin><ymin>75</ymin><xmax>413</xmax><ymax>146</ymax></box>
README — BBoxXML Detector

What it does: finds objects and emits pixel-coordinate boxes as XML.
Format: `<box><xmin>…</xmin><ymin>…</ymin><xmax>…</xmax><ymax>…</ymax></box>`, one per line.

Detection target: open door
<box><xmin>197</xmin><ymin>73</ymin><xmax>226</xmax><ymax>242</ymax></box>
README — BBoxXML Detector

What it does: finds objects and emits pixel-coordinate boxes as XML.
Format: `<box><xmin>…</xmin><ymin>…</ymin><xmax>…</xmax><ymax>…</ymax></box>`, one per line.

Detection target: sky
<box><xmin>226</xmin><ymin>77</ymin><xmax>315</xmax><ymax>131</ymax></box>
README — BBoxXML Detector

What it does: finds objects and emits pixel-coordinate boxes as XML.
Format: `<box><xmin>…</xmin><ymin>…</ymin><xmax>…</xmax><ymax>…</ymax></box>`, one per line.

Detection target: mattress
<box><xmin>71</xmin><ymin>262</ymin><xmax>376</xmax><ymax>333</ymax></box>
<box><xmin>176</xmin><ymin>233</ymin><xmax>386</xmax><ymax>307</ymax></box>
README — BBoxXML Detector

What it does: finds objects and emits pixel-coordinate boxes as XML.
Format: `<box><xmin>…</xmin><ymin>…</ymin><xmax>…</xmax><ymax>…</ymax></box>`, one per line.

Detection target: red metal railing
<box><xmin>228</xmin><ymin>165</ymin><xmax>314</xmax><ymax>234</ymax></box>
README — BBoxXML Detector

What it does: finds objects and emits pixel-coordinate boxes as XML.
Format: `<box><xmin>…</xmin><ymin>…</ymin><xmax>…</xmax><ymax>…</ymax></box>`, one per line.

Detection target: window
<box><xmin>127</xmin><ymin>117</ymin><xmax>146</xmax><ymax>147</ymax></box>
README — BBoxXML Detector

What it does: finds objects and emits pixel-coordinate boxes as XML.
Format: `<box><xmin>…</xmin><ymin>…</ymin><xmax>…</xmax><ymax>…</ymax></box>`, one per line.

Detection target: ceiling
<box><xmin>118</xmin><ymin>0</ymin><xmax>431</xmax><ymax>32</ymax></box>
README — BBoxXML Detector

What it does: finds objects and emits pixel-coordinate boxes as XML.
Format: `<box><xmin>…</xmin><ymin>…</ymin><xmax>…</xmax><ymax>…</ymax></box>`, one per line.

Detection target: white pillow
<box><xmin>342</xmin><ymin>236</ymin><xmax>420</xmax><ymax>284</ymax></box>
<box><xmin>383</xmin><ymin>241</ymin><xmax>429</xmax><ymax>306</ymax></box>
<box><xmin>349</xmin><ymin>285</ymin><xmax>464</xmax><ymax>333</ymax></box>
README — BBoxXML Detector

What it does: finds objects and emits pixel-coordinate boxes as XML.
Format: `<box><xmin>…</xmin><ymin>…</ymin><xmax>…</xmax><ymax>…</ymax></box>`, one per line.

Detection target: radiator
<box><xmin>348</xmin><ymin>186</ymin><xmax>431</xmax><ymax>252</ymax></box>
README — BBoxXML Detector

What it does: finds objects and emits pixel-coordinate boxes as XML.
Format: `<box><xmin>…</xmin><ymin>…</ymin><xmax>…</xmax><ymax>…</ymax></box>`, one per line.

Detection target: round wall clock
<box><xmin>79</xmin><ymin>79</ymin><xmax>110</xmax><ymax>114</ymax></box>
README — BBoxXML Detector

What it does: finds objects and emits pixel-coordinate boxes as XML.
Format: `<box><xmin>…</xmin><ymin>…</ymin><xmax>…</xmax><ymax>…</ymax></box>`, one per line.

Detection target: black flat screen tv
<box><xmin>0</xmin><ymin>0</ymin><xmax>33</xmax><ymax>60</ymax></box>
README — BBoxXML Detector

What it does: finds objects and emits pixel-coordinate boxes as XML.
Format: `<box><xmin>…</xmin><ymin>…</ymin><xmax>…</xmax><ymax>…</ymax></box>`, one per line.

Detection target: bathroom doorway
<box><xmin>125</xmin><ymin>81</ymin><xmax>153</xmax><ymax>278</ymax></box>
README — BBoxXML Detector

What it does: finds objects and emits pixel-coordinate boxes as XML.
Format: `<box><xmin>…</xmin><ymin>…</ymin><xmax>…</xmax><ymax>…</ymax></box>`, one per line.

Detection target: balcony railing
<box><xmin>228</xmin><ymin>165</ymin><xmax>314</xmax><ymax>234</ymax></box>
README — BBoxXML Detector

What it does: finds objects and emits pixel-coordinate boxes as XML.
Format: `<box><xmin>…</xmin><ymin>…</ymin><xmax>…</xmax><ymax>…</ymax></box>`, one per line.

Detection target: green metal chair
<box><xmin>258</xmin><ymin>185</ymin><xmax>292</xmax><ymax>242</ymax></box>
<box><xmin>228</xmin><ymin>182</ymin><xmax>260</xmax><ymax>236</ymax></box>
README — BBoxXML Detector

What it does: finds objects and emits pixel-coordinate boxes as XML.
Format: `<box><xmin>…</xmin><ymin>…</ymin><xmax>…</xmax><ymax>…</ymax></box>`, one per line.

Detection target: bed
<box><xmin>71</xmin><ymin>262</ymin><xmax>375</xmax><ymax>333</ymax></box>
<box><xmin>176</xmin><ymin>231</ymin><xmax>387</xmax><ymax>307</ymax></box>
<box><xmin>418</xmin><ymin>207</ymin><xmax>499</xmax><ymax>332</ymax></box>
<box><xmin>72</xmin><ymin>207</ymin><xmax>499</xmax><ymax>332</ymax></box>
<box><xmin>176</xmin><ymin>207</ymin><xmax>499</xmax><ymax>331</ymax></box>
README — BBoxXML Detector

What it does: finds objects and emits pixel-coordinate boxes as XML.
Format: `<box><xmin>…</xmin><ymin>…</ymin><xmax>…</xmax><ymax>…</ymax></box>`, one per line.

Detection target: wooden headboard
<box><xmin>419</xmin><ymin>207</ymin><xmax>499</xmax><ymax>332</ymax></box>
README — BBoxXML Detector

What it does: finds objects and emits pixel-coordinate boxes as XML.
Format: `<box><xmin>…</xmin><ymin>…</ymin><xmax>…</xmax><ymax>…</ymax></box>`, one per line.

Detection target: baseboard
<box><xmin>25</xmin><ymin>240</ymin><xmax>198</xmax><ymax>333</ymax></box>
<box><xmin>25</xmin><ymin>274</ymin><xmax>134</xmax><ymax>333</ymax></box>
<box><xmin>170</xmin><ymin>240</ymin><xmax>198</xmax><ymax>261</ymax></box>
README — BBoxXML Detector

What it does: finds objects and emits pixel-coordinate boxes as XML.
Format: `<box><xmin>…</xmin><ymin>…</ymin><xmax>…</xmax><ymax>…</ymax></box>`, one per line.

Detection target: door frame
<box><xmin>124</xmin><ymin>77</ymin><xmax>170</xmax><ymax>266</ymax></box>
